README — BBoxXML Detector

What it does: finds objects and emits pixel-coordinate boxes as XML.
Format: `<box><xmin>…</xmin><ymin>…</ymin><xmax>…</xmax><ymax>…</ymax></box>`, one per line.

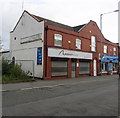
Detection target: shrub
<box><xmin>2</xmin><ymin>59</ymin><xmax>13</xmax><ymax>75</ymax></box>
<box><xmin>2</xmin><ymin>59</ymin><xmax>30</xmax><ymax>83</ymax></box>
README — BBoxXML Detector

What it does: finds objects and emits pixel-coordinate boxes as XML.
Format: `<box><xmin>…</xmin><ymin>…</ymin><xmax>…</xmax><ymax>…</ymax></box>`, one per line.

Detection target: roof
<box><xmin>73</xmin><ymin>24</ymin><xmax>86</xmax><ymax>32</ymax></box>
<box><xmin>10</xmin><ymin>10</ymin><xmax>86</xmax><ymax>33</ymax></box>
<box><xmin>10</xmin><ymin>11</ymin><xmax>118</xmax><ymax>44</ymax></box>
<box><xmin>33</xmin><ymin>15</ymin><xmax>86</xmax><ymax>32</ymax></box>
<box><xmin>1</xmin><ymin>50</ymin><xmax>10</xmax><ymax>53</ymax></box>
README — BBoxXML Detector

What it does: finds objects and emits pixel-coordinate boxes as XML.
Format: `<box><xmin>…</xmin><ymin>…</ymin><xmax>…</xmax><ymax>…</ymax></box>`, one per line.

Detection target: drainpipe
<box><xmin>44</xmin><ymin>25</ymin><xmax>48</xmax><ymax>79</ymax></box>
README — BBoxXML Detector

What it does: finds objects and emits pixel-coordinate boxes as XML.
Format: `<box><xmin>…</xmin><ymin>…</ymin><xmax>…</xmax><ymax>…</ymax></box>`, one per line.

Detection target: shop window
<box><xmin>37</xmin><ymin>48</ymin><xmax>42</xmax><ymax>65</ymax></box>
<box><xmin>76</xmin><ymin>39</ymin><xmax>81</xmax><ymax>49</ymax></box>
<box><xmin>91</xmin><ymin>36</ymin><xmax>96</xmax><ymax>52</ymax></box>
<box><xmin>79</xmin><ymin>61</ymin><xmax>90</xmax><ymax>74</ymax></box>
<box><xmin>54</xmin><ymin>34</ymin><xmax>62</xmax><ymax>47</ymax></box>
<box><xmin>113</xmin><ymin>63</ymin><xmax>118</xmax><ymax>71</ymax></box>
<box><xmin>102</xmin><ymin>63</ymin><xmax>107</xmax><ymax>72</ymax></box>
<box><xmin>113</xmin><ymin>48</ymin><xmax>116</xmax><ymax>55</ymax></box>
<box><xmin>51</xmin><ymin>58</ymin><xmax>67</xmax><ymax>76</ymax></box>
<box><xmin>104</xmin><ymin>45</ymin><xmax>107</xmax><ymax>53</ymax></box>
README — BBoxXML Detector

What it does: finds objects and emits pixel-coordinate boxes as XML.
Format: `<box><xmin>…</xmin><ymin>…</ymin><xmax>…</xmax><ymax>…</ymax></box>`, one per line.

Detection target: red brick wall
<box><xmin>43</xmin><ymin>21</ymin><xmax>118</xmax><ymax>79</ymax></box>
<box><xmin>79</xmin><ymin>21</ymin><xmax>118</xmax><ymax>55</ymax></box>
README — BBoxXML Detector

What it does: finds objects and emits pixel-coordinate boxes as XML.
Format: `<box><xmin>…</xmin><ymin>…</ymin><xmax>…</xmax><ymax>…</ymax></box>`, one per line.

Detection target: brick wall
<box><xmin>43</xmin><ymin>21</ymin><xmax>118</xmax><ymax>79</ymax></box>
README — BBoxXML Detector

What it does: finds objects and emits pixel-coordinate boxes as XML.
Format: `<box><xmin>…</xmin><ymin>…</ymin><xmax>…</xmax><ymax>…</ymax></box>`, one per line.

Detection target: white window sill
<box><xmin>112</xmin><ymin>71</ymin><xmax>117</xmax><ymax>72</ymax></box>
<box><xmin>102</xmin><ymin>71</ymin><xmax>107</xmax><ymax>73</ymax></box>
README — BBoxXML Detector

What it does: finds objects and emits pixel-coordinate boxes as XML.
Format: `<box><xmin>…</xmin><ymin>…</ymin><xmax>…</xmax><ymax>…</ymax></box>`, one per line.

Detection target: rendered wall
<box><xmin>10</xmin><ymin>12</ymin><xmax>44</xmax><ymax>78</ymax></box>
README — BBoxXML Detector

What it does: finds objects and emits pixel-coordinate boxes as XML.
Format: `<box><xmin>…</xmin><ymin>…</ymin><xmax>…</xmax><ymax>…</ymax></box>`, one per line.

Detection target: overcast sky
<box><xmin>1</xmin><ymin>0</ymin><xmax>119</xmax><ymax>50</ymax></box>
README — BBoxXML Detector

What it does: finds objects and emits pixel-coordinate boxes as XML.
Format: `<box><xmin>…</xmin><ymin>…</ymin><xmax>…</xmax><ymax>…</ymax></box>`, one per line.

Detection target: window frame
<box><xmin>102</xmin><ymin>63</ymin><xmax>108</xmax><ymax>72</ymax></box>
<box><xmin>113</xmin><ymin>47</ymin><xmax>116</xmax><ymax>55</ymax></box>
<box><xmin>76</xmin><ymin>39</ymin><xmax>81</xmax><ymax>50</ymax></box>
<box><xmin>104</xmin><ymin>45</ymin><xmax>107</xmax><ymax>54</ymax></box>
<box><xmin>54</xmin><ymin>34</ymin><xmax>62</xmax><ymax>47</ymax></box>
<box><xmin>91</xmin><ymin>36</ymin><xmax>96</xmax><ymax>52</ymax></box>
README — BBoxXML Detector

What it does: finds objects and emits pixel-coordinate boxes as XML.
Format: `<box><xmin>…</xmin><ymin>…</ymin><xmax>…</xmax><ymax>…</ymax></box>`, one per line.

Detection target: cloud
<box><xmin>1</xmin><ymin>0</ymin><xmax>119</xmax><ymax>49</ymax></box>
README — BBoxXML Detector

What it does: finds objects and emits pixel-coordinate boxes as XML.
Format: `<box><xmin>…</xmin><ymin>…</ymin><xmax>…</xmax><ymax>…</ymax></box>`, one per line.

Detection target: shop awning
<box><xmin>101</xmin><ymin>54</ymin><xmax>118</xmax><ymax>63</ymax></box>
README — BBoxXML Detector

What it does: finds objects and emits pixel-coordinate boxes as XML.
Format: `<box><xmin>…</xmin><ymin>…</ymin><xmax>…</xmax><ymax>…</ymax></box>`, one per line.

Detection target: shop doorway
<box><xmin>108</xmin><ymin>63</ymin><xmax>113</xmax><ymax>74</ymax></box>
<box><xmin>72</xmin><ymin>59</ymin><xmax>76</xmax><ymax>78</ymax></box>
<box><xmin>93</xmin><ymin>60</ymin><xmax>97</xmax><ymax>76</ymax></box>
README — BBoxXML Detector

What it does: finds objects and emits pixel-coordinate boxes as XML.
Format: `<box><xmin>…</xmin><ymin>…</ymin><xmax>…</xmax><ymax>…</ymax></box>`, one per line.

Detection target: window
<box><xmin>79</xmin><ymin>61</ymin><xmax>90</xmax><ymax>74</ymax></box>
<box><xmin>91</xmin><ymin>36</ymin><xmax>96</xmax><ymax>51</ymax></box>
<box><xmin>102</xmin><ymin>63</ymin><xmax>108</xmax><ymax>72</ymax></box>
<box><xmin>51</xmin><ymin>58</ymin><xmax>68</xmax><ymax>76</ymax></box>
<box><xmin>104</xmin><ymin>45</ymin><xmax>107</xmax><ymax>53</ymax></box>
<box><xmin>113</xmin><ymin>48</ymin><xmax>116</xmax><ymax>55</ymax></box>
<box><xmin>76</xmin><ymin>39</ymin><xmax>81</xmax><ymax>49</ymax></box>
<box><xmin>113</xmin><ymin>63</ymin><xmax>118</xmax><ymax>71</ymax></box>
<box><xmin>54</xmin><ymin>34</ymin><xmax>62</xmax><ymax>47</ymax></box>
<box><xmin>12</xmin><ymin>57</ymin><xmax>15</xmax><ymax>64</ymax></box>
<box><xmin>14</xmin><ymin>37</ymin><xmax>16</xmax><ymax>40</ymax></box>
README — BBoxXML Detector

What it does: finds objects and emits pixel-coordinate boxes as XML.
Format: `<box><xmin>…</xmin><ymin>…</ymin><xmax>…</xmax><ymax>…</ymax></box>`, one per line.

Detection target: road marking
<box><xmin>33</xmin><ymin>87</ymin><xmax>40</xmax><ymax>89</ymax></box>
<box><xmin>21</xmin><ymin>88</ymin><xmax>33</xmax><ymax>90</ymax></box>
<box><xmin>1</xmin><ymin>78</ymin><xmax>116</xmax><ymax>92</ymax></box>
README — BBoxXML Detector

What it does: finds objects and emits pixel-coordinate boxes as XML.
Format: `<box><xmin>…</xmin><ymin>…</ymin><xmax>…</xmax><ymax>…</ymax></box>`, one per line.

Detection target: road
<box><xmin>2</xmin><ymin>75</ymin><xmax>118</xmax><ymax>116</ymax></box>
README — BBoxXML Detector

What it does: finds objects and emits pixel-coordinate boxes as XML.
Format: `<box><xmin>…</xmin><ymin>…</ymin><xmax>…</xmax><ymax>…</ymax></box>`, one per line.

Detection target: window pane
<box><xmin>91</xmin><ymin>36</ymin><xmax>96</xmax><ymax>51</ymax></box>
<box><xmin>114</xmin><ymin>48</ymin><xmax>116</xmax><ymax>51</ymax></box>
<box><xmin>54</xmin><ymin>34</ymin><xmax>62</xmax><ymax>40</ymax></box>
<box><xmin>54</xmin><ymin>34</ymin><xmax>62</xmax><ymax>46</ymax></box>
<box><xmin>102</xmin><ymin>63</ymin><xmax>108</xmax><ymax>72</ymax></box>
<box><xmin>76</xmin><ymin>39</ymin><xmax>81</xmax><ymax>49</ymax></box>
<box><xmin>55</xmin><ymin>39</ymin><xmax>62</xmax><ymax>46</ymax></box>
<box><xmin>104</xmin><ymin>45</ymin><xmax>107</xmax><ymax>53</ymax></box>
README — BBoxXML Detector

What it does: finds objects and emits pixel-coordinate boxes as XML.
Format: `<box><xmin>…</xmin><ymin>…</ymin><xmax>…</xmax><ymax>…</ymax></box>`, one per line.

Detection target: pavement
<box><xmin>1</xmin><ymin>74</ymin><xmax>119</xmax><ymax>92</ymax></box>
<box><xmin>2</xmin><ymin>74</ymin><xmax>118</xmax><ymax>116</ymax></box>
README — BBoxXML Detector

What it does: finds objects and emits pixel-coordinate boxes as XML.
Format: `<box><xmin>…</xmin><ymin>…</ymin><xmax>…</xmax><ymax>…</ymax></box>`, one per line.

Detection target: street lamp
<box><xmin>100</xmin><ymin>10</ymin><xmax>119</xmax><ymax>75</ymax></box>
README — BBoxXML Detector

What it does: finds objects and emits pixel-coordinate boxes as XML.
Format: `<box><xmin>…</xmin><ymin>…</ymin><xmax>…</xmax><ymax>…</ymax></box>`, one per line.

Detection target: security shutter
<box><xmin>51</xmin><ymin>58</ymin><xmax>68</xmax><ymax>76</ymax></box>
<box><xmin>79</xmin><ymin>61</ymin><xmax>90</xmax><ymax>74</ymax></box>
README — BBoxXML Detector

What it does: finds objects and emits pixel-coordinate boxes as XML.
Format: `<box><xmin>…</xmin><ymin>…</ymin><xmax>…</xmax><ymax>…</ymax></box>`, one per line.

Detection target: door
<box><xmin>108</xmin><ymin>63</ymin><xmax>113</xmax><ymax>74</ymax></box>
<box><xmin>93</xmin><ymin>60</ymin><xmax>97</xmax><ymax>76</ymax></box>
<box><xmin>72</xmin><ymin>60</ymin><xmax>76</xmax><ymax>78</ymax></box>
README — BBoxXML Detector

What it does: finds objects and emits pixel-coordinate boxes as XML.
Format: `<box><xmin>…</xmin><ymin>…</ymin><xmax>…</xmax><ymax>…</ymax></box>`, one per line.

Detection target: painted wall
<box><xmin>1</xmin><ymin>52</ymin><xmax>10</xmax><ymax>60</ymax></box>
<box><xmin>10</xmin><ymin>12</ymin><xmax>44</xmax><ymax>78</ymax></box>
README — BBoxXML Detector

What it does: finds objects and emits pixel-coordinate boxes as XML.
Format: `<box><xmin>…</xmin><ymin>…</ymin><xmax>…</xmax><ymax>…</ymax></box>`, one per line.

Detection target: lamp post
<box><xmin>100</xmin><ymin>10</ymin><xmax>119</xmax><ymax>75</ymax></box>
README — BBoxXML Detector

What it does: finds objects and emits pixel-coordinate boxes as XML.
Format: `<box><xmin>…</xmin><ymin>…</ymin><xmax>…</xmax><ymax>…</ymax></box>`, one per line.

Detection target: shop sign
<box><xmin>101</xmin><ymin>54</ymin><xmax>118</xmax><ymax>63</ymax></box>
<box><xmin>48</xmin><ymin>48</ymin><xmax>92</xmax><ymax>60</ymax></box>
<box><xmin>37</xmin><ymin>48</ymin><xmax>42</xmax><ymax>65</ymax></box>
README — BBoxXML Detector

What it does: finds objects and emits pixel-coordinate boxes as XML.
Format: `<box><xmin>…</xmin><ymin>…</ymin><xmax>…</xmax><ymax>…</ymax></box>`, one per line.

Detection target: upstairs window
<box><xmin>104</xmin><ymin>45</ymin><xmax>107</xmax><ymax>53</ymax></box>
<box><xmin>91</xmin><ymin>36</ymin><xmax>96</xmax><ymax>52</ymax></box>
<box><xmin>76</xmin><ymin>39</ymin><xmax>81</xmax><ymax>49</ymax></box>
<box><xmin>113</xmin><ymin>47</ymin><xmax>116</xmax><ymax>55</ymax></box>
<box><xmin>54</xmin><ymin>34</ymin><xmax>62</xmax><ymax>47</ymax></box>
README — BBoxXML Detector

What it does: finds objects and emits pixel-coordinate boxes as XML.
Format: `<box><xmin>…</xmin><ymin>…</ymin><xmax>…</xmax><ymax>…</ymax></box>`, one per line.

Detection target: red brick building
<box><xmin>10</xmin><ymin>11</ymin><xmax>118</xmax><ymax>79</ymax></box>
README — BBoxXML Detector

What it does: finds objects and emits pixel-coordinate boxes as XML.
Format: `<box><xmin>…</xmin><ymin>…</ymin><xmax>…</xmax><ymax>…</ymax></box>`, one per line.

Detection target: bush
<box><xmin>2</xmin><ymin>59</ymin><xmax>30</xmax><ymax>83</ymax></box>
<box><xmin>2</xmin><ymin>59</ymin><xmax>13</xmax><ymax>76</ymax></box>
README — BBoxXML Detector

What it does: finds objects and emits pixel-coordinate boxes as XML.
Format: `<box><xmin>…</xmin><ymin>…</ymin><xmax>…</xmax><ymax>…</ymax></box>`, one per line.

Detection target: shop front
<box><xmin>48</xmin><ymin>47</ymin><xmax>93</xmax><ymax>78</ymax></box>
<box><xmin>101</xmin><ymin>54</ymin><xmax>118</xmax><ymax>75</ymax></box>
<box><xmin>79</xmin><ymin>60</ymin><xmax>91</xmax><ymax>75</ymax></box>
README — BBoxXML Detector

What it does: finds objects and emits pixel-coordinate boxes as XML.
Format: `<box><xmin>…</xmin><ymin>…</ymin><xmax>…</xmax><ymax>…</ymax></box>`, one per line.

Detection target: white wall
<box><xmin>10</xmin><ymin>12</ymin><xmax>44</xmax><ymax>78</ymax></box>
<box><xmin>1</xmin><ymin>52</ymin><xmax>10</xmax><ymax>60</ymax></box>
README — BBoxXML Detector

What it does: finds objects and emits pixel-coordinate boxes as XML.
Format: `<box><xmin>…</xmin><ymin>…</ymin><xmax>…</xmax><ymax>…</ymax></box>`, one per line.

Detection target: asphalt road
<box><xmin>2</xmin><ymin>76</ymin><xmax>118</xmax><ymax>116</ymax></box>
